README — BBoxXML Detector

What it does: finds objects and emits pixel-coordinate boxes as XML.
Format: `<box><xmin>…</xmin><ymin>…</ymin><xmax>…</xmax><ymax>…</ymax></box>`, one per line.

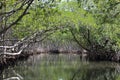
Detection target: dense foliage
<box><xmin>0</xmin><ymin>0</ymin><xmax>120</xmax><ymax>60</ymax></box>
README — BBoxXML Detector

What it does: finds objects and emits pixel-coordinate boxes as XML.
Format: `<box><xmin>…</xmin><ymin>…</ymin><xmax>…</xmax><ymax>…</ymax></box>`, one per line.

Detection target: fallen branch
<box><xmin>3</xmin><ymin>49</ymin><xmax>23</xmax><ymax>56</ymax></box>
<box><xmin>4</xmin><ymin>77</ymin><xmax>21</xmax><ymax>80</ymax></box>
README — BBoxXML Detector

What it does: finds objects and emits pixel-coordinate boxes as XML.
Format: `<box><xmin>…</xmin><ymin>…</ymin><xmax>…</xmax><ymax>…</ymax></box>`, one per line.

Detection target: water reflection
<box><xmin>71</xmin><ymin>65</ymin><xmax>120</xmax><ymax>80</ymax></box>
<box><xmin>0</xmin><ymin>54</ymin><xmax>120</xmax><ymax>80</ymax></box>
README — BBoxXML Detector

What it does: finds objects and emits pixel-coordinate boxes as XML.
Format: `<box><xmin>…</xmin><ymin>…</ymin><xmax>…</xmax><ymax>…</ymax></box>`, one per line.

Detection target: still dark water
<box><xmin>0</xmin><ymin>54</ymin><xmax>120</xmax><ymax>80</ymax></box>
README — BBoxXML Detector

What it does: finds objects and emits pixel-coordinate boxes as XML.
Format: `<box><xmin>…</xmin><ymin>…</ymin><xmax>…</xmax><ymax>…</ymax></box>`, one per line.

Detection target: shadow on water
<box><xmin>0</xmin><ymin>54</ymin><xmax>120</xmax><ymax>80</ymax></box>
<box><xmin>70</xmin><ymin>63</ymin><xmax>120</xmax><ymax>80</ymax></box>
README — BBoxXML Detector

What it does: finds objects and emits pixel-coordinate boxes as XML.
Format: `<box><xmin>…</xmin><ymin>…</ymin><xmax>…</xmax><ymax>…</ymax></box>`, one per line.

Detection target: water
<box><xmin>0</xmin><ymin>54</ymin><xmax>120</xmax><ymax>80</ymax></box>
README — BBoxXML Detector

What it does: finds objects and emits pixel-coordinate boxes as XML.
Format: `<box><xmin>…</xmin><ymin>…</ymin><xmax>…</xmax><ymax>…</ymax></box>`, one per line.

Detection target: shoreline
<box><xmin>0</xmin><ymin>50</ymin><xmax>119</xmax><ymax>70</ymax></box>
<box><xmin>0</xmin><ymin>50</ymin><xmax>82</xmax><ymax>69</ymax></box>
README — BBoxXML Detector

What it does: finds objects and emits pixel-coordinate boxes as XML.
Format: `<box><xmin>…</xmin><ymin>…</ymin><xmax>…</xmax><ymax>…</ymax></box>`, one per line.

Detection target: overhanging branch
<box><xmin>0</xmin><ymin>0</ymin><xmax>34</xmax><ymax>36</ymax></box>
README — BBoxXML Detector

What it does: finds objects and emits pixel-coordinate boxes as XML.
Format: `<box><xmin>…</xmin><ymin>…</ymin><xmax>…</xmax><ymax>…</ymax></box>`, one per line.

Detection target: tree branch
<box><xmin>0</xmin><ymin>0</ymin><xmax>34</xmax><ymax>36</ymax></box>
<box><xmin>69</xmin><ymin>28</ymin><xmax>90</xmax><ymax>52</ymax></box>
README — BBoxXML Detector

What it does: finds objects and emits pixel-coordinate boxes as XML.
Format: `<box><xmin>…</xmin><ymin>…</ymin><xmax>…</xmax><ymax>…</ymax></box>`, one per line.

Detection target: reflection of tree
<box><xmin>71</xmin><ymin>67</ymin><xmax>119</xmax><ymax>80</ymax></box>
<box><xmin>0</xmin><ymin>69</ymin><xmax>3</xmax><ymax>80</ymax></box>
<box><xmin>0</xmin><ymin>69</ymin><xmax>23</xmax><ymax>80</ymax></box>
